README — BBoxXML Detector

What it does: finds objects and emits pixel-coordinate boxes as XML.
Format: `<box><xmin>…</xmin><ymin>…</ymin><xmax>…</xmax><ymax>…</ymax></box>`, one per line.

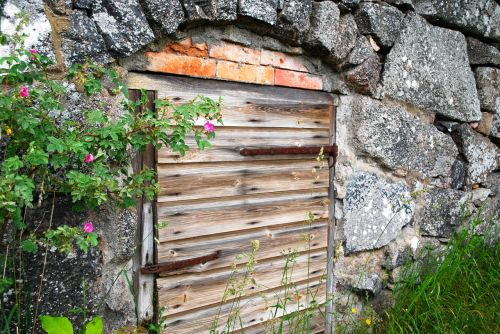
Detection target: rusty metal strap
<box><xmin>240</xmin><ymin>144</ymin><xmax>338</xmax><ymax>157</ymax></box>
<box><xmin>140</xmin><ymin>251</ymin><xmax>221</xmax><ymax>274</ymax></box>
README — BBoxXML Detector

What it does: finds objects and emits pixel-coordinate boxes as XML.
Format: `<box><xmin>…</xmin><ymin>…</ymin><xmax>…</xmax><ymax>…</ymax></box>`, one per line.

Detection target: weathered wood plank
<box><xmin>237</xmin><ymin>308</ymin><xmax>325</xmax><ymax>334</ymax></box>
<box><xmin>158</xmin><ymin>159</ymin><xmax>329</xmax><ymax>202</ymax></box>
<box><xmin>157</xmin><ymin>222</ymin><xmax>328</xmax><ymax>274</ymax></box>
<box><xmin>158</xmin><ymin>127</ymin><xmax>330</xmax><ymax>163</ymax></box>
<box><xmin>158</xmin><ymin>250</ymin><xmax>327</xmax><ymax>315</ymax></box>
<box><xmin>127</xmin><ymin>72</ymin><xmax>334</xmax><ymax>105</ymax></box>
<box><xmin>163</xmin><ymin>281</ymin><xmax>327</xmax><ymax>334</ymax></box>
<box><xmin>158</xmin><ymin>189</ymin><xmax>329</xmax><ymax>242</ymax></box>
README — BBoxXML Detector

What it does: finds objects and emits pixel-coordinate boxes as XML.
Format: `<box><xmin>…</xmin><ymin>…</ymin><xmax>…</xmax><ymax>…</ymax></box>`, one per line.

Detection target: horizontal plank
<box><xmin>158</xmin><ymin>189</ymin><xmax>329</xmax><ymax>242</ymax></box>
<box><xmin>237</xmin><ymin>307</ymin><xmax>325</xmax><ymax>334</ymax></box>
<box><xmin>158</xmin><ymin>250</ymin><xmax>327</xmax><ymax>315</ymax></box>
<box><xmin>158</xmin><ymin>127</ymin><xmax>331</xmax><ymax>163</ymax></box>
<box><xmin>158</xmin><ymin>159</ymin><xmax>329</xmax><ymax>202</ymax></box>
<box><xmin>163</xmin><ymin>280</ymin><xmax>327</xmax><ymax>334</ymax></box>
<box><xmin>157</xmin><ymin>222</ymin><xmax>328</xmax><ymax>273</ymax></box>
<box><xmin>127</xmin><ymin>72</ymin><xmax>334</xmax><ymax>105</ymax></box>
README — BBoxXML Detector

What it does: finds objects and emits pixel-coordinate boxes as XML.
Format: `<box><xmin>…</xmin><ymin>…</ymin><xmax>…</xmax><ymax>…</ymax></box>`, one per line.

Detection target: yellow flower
<box><xmin>365</xmin><ymin>318</ymin><xmax>372</xmax><ymax>326</ymax></box>
<box><xmin>6</xmin><ymin>127</ymin><xmax>12</xmax><ymax>136</ymax></box>
<box><xmin>351</xmin><ymin>308</ymin><xmax>357</xmax><ymax>314</ymax></box>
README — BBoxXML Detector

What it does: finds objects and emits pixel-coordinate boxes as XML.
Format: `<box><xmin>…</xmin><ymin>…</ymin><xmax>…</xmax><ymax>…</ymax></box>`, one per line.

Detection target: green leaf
<box><xmin>20</xmin><ymin>239</ymin><xmax>38</xmax><ymax>253</ymax></box>
<box><xmin>84</xmin><ymin>316</ymin><xmax>103</xmax><ymax>334</ymax></box>
<box><xmin>40</xmin><ymin>316</ymin><xmax>74</xmax><ymax>334</ymax></box>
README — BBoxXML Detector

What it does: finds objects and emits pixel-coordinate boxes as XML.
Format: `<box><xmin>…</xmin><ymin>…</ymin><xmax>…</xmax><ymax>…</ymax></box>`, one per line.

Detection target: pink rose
<box><xmin>84</xmin><ymin>153</ymin><xmax>94</xmax><ymax>163</ymax></box>
<box><xmin>204</xmin><ymin>121</ymin><xmax>215</xmax><ymax>133</ymax></box>
<box><xmin>29</xmin><ymin>49</ymin><xmax>38</xmax><ymax>54</ymax></box>
<box><xmin>19</xmin><ymin>86</ymin><xmax>29</xmax><ymax>98</ymax></box>
<box><xmin>83</xmin><ymin>222</ymin><xmax>94</xmax><ymax>233</ymax></box>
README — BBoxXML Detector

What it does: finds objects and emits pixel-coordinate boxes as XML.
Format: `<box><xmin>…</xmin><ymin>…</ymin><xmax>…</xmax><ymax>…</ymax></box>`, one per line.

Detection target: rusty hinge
<box><xmin>240</xmin><ymin>145</ymin><xmax>338</xmax><ymax>158</ymax></box>
<box><xmin>140</xmin><ymin>251</ymin><xmax>221</xmax><ymax>274</ymax></box>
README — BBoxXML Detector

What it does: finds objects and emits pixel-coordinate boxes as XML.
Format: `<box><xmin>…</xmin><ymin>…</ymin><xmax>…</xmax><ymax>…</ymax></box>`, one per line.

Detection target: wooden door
<box><xmin>128</xmin><ymin>73</ymin><xmax>335</xmax><ymax>333</ymax></box>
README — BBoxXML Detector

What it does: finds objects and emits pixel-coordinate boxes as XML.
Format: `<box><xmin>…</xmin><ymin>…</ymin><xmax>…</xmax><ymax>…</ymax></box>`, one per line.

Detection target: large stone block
<box><xmin>475</xmin><ymin>67</ymin><xmax>500</xmax><ymax>113</ymax></box>
<box><xmin>382</xmin><ymin>14</ymin><xmax>481</xmax><ymax>122</ymax></box>
<box><xmin>182</xmin><ymin>0</ymin><xmax>238</xmax><ymax>22</ymax></box>
<box><xmin>330</xmin><ymin>14</ymin><xmax>358</xmax><ymax>64</ymax></box>
<box><xmin>141</xmin><ymin>0</ymin><xmax>185</xmax><ymax>35</ymax></box>
<box><xmin>354</xmin><ymin>2</ymin><xmax>404</xmax><ymax>49</ymax></box>
<box><xmin>467</xmin><ymin>37</ymin><xmax>500</xmax><ymax>66</ymax></box>
<box><xmin>238</xmin><ymin>0</ymin><xmax>279</xmax><ymax>25</ymax></box>
<box><xmin>93</xmin><ymin>0</ymin><xmax>154</xmax><ymax>56</ymax></box>
<box><xmin>417</xmin><ymin>189</ymin><xmax>469</xmax><ymax>237</ymax></box>
<box><xmin>343</xmin><ymin>172</ymin><xmax>414</xmax><ymax>253</ymax></box>
<box><xmin>275</xmin><ymin>0</ymin><xmax>312</xmax><ymax>41</ymax></box>
<box><xmin>306</xmin><ymin>1</ymin><xmax>340</xmax><ymax>52</ymax></box>
<box><xmin>453</xmin><ymin>124</ymin><xmax>500</xmax><ymax>185</ymax></box>
<box><xmin>62</xmin><ymin>10</ymin><xmax>112</xmax><ymax>66</ymax></box>
<box><xmin>414</xmin><ymin>0</ymin><xmax>500</xmax><ymax>42</ymax></box>
<box><xmin>350</xmin><ymin>96</ymin><xmax>458</xmax><ymax>178</ymax></box>
<box><xmin>0</xmin><ymin>0</ymin><xmax>55</xmax><ymax>59</ymax></box>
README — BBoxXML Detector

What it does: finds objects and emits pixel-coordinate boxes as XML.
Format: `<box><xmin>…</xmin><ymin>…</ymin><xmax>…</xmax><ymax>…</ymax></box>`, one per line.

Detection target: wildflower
<box><xmin>6</xmin><ymin>127</ymin><xmax>13</xmax><ymax>136</ymax></box>
<box><xmin>83</xmin><ymin>222</ymin><xmax>94</xmax><ymax>233</ymax></box>
<box><xmin>351</xmin><ymin>308</ymin><xmax>357</xmax><ymax>314</ymax></box>
<box><xmin>204</xmin><ymin>120</ymin><xmax>215</xmax><ymax>133</ymax></box>
<box><xmin>84</xmin><ymin>153</ymin><xmax>94</xmax><ymax>163</ymax></box>
<box><xmin>365</xmin><ymin>318</ymin><xmax>372</xmax><ymax>326</ymax></box>
<box><xmin>29</xmin><ymin>49</ymin><xmax>38</xmax><ymax>54</ymax></box>
<box><xmin>19</xmin><ymin>86</ymin><xmax>29</xmax><ymax>98</ymax></box>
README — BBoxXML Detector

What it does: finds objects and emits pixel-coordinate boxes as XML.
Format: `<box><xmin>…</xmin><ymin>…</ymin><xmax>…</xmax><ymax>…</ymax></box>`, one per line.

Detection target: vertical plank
<box><xmin>326</xmin><ymin>104</ymin><xmax>337</xmax><ymax>334</ymax></box>
<box><xmin>130</xmin><ymin>89</ymin><xmax>157</xmax><ymax>322</ymax></box>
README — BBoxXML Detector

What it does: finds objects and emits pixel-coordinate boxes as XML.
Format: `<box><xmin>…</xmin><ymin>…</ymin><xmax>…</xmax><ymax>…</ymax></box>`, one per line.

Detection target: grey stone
<box><xmin>350</xmin><ymin>272</ymin><xmax>383</xmax><ymax>295</ymax></box>
<box><xmin>0</xmin><ymin>0</ymin><xmax>55</xmax><ymax>60</ymax></box>
<box><xmin>336</xmin><ymin>0</ymin><xmax>360</xmax><ymax>10</ymax></box>
<box><xmin>414</xmin><ymin>0</ymin><xmax>500</xmax><ymax>42</ymax></box>
<box><xmin>418</xmin><ymin>189</ymin><xmax>469</xmax><ymax>237</ymax></box>
<box><xmin>330</xmin><ymin>14</ymin><xmax>358</xmax><ymax>64</ymax></box>
<box><xmin>62</xmin><ymin>10</ymin><xmax>113</xmax><ymax>67</ymax></box>
<box><xmin>451</xmin><ymin>159</ymin><xmax>466</xmax><ymax>190</ymax></box>
<box><xmin>483</xmin><ymin>173</ymin><xmax>500</xmax><ymax>196</ymax></box>
<box><xmin>213</xmin><ymin>0</ymin><xmax>239</xmax><ymax>20</ymax></box>
<box><xmin>238</xmin><ymin>0</ymin><xmax>279</xmax><ymax>25</ymax></box>
<box><xmin>354</xmin><ymin>2</ymin><xmax>404</xmax><ymax>49</ymax></box>
<box><xmin>73</xmin><ymin>0</ymin><xmax>94</xmax><ymax>9</ymax></box>
<box><xmin>475</xmin><ymin>67</ymin><xmax>500</xmax><ymax>114</ymax></box>
<box><xmin>306</xmin><ymin>1</ymin><xmax>340</xmax><ymax>52</ymax></box>
<box><xmin>93</xmin><ymin>0</ymin><xmax>155</xmax><ymax>56</ymax></box>
<box><xmin>384</xmin><ymin>0</ymin><xmax>414</xmax><ymax>10</ymax></box>
<box><xmin>382</xmin><ymin>14</ymin><xmax>481</xmax><ymax>122</ymax></box>
<box><xmin>344</xmin><ymin>53</ymin><xmax>381</xmax><ymax>95</ymax></box>
<box><xmin>350</xmin><ymin>96</ymin><xmax>459</xmax><ymax>178</ymax></box>
<box><xmin>141</xmin><ymin>0</ymin><xmax>185</xmax><ymax>35</ymax></box>
<box><xmin>343</xmin><ymin>172</ymin><xmax>414</xmax><ymax>253</ymax></box>
<box><xmin>472</xmin><ymin>188</ymin><xmax>492</xmax><ymax>205</ymax></box>
<box><xmin>492</xmin><ymin>113</ymin><xmax>500</xmax><ymax>145</ymax></box>
<box><xmin>467</xmin><ymin>37</ymin><xmax>500</xmax><ymax>66</ymax></box>
<box><xmin>346</xmin><ymin>35</ymin><xmax>374</xmax><ymax>66</ymax></box>
<box><xmin>276</xmin><ymin>0</ymin><xmax>312</xmax><ymax>41</ymax></box>
<box><xmin>181</xmin><ymin>0</ymin><xmax>238</xmax><ymax>21</ymax></box>
<box><xmin>453</xmin><ymin>124</ymin><xmax>500</xmax><ymax>185</ymax></box>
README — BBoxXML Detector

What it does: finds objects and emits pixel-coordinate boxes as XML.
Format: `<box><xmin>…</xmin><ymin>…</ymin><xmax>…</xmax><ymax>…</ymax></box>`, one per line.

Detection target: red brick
<box><xmin>209</xmin><ymin>41</ymin><xmax>261</xmax><ymax>65</ymax></box>
<box><xmin>274</xmin><ymin>69</ymin><xmax>323</xmax><ymax>90</ymax></box>
<box><xmin>163</xmin><ymin>38</ymin><xmax>208</xmax><ymax>57</ymax></box>
<box><xmin>261</xmin><ymin>49</ymin><xmax>308</xmax><ymax>72</ymax></box>
<box><xmin>146</xmin><ymin>52</ymin><xmax>216</xmax><ymax>78</ymax></box>
<box><xmin>216</xmin><ymin>60</ymin><xmax>274</xmax><ymax>85</ymax></box>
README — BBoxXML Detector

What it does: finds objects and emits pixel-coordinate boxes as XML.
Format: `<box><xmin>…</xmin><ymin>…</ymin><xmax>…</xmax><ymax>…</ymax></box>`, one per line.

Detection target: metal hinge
<box><xmin>140</xmin><ymin>251</ymin><xmax>221</xmax><ymax>274</ymax></box>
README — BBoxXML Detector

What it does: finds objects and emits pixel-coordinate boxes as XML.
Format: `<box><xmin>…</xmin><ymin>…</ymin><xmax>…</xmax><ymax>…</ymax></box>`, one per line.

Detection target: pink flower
<box><xmin>204</xmin><ymin>121</ymin><xmax>215</xmax><ymax>133</ymax></box>
<box><xmin>83</xmin><ymin>222</ymin><xmax>94</xmax><ymax>233</ymax></box>
<box><xmin>84</xmin><ymin>153</ymin><xmax>94</xmax><ymax>163</ymax></box>
<box><xmin>19</xmin><ymin>86</ymin><xmax>29</xmax><ymax>98</ymax></box>
<box><xmin>29</xmin><ymin>49</ymin><xmax>38</xmax><ymax>54</ymax></box>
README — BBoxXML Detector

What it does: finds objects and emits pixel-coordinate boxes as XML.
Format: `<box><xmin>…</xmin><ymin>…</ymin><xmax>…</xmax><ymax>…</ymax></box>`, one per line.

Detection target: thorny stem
<box><xmin>32</xmin><ymin>191</ymin><xmax>56</xmax><ymax>334</ymax></box>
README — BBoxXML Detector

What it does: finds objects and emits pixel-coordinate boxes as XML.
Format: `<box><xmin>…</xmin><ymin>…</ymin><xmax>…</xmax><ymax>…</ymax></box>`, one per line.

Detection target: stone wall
<box><xmin>1</xmin><ymin>0</ymin><xmax>499</xmax><ymax>331</ymax></box>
